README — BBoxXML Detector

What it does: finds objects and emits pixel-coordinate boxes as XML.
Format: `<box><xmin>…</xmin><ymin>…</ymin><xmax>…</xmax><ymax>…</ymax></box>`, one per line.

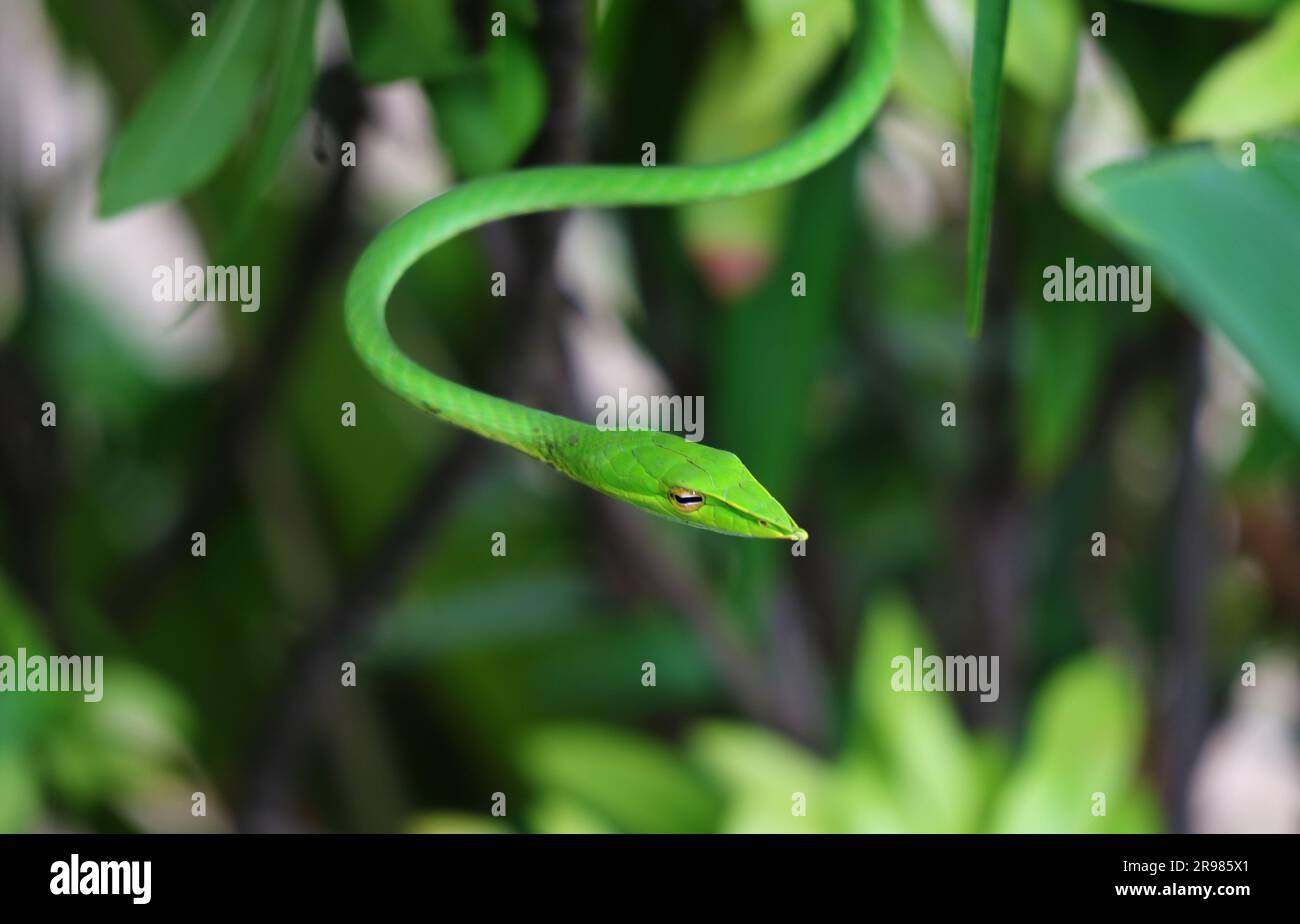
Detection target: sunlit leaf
<box><xmin>1173</xmin><ymin>1</ymin><xmax>1300</xmax><ymax>139</ymax></box>
<box><xmin>849</xmin><ymin>595</ymin><xmax>984</xmax><ymax>831</ymax></box>
<box><xmin>1003</xmin><ymin>0</ymin><xmax>1079</xmax><ymax>109</ymax></box>
<box><xmin>990</xmin><ymin>654</ymin><xmax>1156</xmax><ymax>832</ymax></box>
<box><xmin>688</xmin><ymin>722</ymin><xmax>841</xmax><ymax>833</ymax></box>
<box><xmin>521</xmin><ymin>724</ymin><xmax>721</xmax><ymax>834</ymax></box>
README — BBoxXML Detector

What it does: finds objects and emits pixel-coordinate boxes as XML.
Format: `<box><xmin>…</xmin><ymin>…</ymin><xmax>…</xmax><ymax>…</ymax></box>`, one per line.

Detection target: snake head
<box><xmin>586</xmin><ymin>431</ymin><xmax>808</xmax><ymax>541</ymax></box>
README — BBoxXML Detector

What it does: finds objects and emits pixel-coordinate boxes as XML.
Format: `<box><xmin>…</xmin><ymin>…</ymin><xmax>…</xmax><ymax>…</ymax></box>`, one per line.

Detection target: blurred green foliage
<box><xmin>2</xmin><ymin>0</ymin><xmax>1297</xmax><ymax>834</ymax></box>
<box><xmin>418</xmin><ymin>597</ymin><xmax>1159</xmax><ymax>833</ymax></box>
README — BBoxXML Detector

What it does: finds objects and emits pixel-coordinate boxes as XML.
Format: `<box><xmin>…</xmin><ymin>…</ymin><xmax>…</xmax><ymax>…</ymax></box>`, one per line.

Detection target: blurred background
<box><xmin>1</xmin><ymin>0</ymin><xmax>1298</xmax><ymax>834</ymax></box>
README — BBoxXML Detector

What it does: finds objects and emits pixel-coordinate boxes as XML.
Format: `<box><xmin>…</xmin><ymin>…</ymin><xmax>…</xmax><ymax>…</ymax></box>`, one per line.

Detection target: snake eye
<box><xmin>669</xmin><ymin>487</ymin><xmax>704</xmax><ymax>512</ymax></box>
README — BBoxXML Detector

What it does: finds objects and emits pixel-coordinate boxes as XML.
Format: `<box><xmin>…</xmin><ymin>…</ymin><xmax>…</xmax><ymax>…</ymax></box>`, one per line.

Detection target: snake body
<box><xmin>345</xmin><ymin>0</ymin><xmax>899</xmax><ymax>539</ymax></box>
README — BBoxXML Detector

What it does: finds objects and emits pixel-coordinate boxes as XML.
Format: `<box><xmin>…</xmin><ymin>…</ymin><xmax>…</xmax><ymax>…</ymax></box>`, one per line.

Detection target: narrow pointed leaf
<box><xmin>965</xmin><ymin>0</ymin><xmax>1010</xmax><ymax>336</ymax></box>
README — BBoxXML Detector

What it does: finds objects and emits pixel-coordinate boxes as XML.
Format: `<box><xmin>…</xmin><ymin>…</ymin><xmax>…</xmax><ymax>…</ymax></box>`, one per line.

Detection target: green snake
<box><xmin>345</xmin><ymin>0</ymin><xmax>899</xmax><ymax>540</ymax></box>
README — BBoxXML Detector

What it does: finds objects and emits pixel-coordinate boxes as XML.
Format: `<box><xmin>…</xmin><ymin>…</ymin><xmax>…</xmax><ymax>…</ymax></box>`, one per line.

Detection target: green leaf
<box><xmin>688</xmin><ymin>722</ymin><xmax>841</xmax><ymax>833</ymax></box>
<box><xmin>990</xmin><ymin>655</ymin><xmax>1157</xmax><ymax>832</ymax></box>
<box><xmin>1082</xmin><ymin>140</ymin><xmax>1300</xmax><ymax>439</ymax></box>
<box><xmin>425</xmin><ymin>33</ymin><xmax>547</xmax><ymax>177</ymax></box>
<box><xmin>341</xmin><ymin>0</ymin><xmax>468</xmax><ymax>83</ymax></box>
<box><xmin>893</xmin><ymin>0</ymin><xmax>967</xmax><ymax>125</ymax></box>
<box><xmin>848</xmin><ymin>595</ymin><xmax>983</xmax><ymax>831</ymax></box>
<box><xmin>368</xmin><ymin>574</ymin><xmax>595</xmax><ymax>662</ymax></box>
<box><xmin>98</xmin><ymin>0</ymin><xmax>280</xmax><ymax>216</ymax></box>
<box><xmin>1173</xmin><ymin>1</ymin><xmax>1300</xmax><ymax>139</ymax></box>
<box><xmin>520</xmin><ymin>724</ymin><xmax>721</xmax><ymax>834</ymax></box>
<box><xmin>1002</xmin><ymin>0</ymin><xmax>1079</xmax><ymax>109</ymax></box>
<box><xmin>0</xmin><ymin>749</ymin><xmax>41</xmax><ymax>833</ymax></box>
<box><xmin>44</xmin><ymin>664</ymin><xmax>191</xmax><ymax>806</ymax></box>
<box><xmin>342</xmin><ymin>0</ymin><xmax>536</xmax><ymax>84</ymax></box>
<box><xmin>1121</xmin><ymin>0</ymin><xmax>1286</xmax><ymax>17</ymax></box>
<box><xmin>965</xmin><ymin>0</ymin><xmax>1011</xmax><ymax>336</ymax></box>
<box><xmin>230</xmin><ymin>0</ymin><xmax>321</xmax><ymax>242</ymax></box>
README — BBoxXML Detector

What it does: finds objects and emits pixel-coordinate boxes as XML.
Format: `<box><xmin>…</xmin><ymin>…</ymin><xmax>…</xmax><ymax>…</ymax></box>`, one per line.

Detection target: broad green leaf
<box><xmin>520</xmin><ymin>724</ymin><xmax>721</xmax><ymax>834</ymax></box>
<box><xmin>341</xmin><ymin>0</ymin><xmax>468</xmax><ymax>83</ymax></box>
<box><xmin>1174</xmin><ymin>1</ymin><xmax>1300</xmax><ymax>139</ymax></box>
<box><xmin>688</xmin><ymin>722</ymin><xmax>841</xmax><ymax>833</ymax></box>
<box><xmin>1121</xmin><ymin>0</ymin><xmax>1286</xmax><ymax>17</ymax></box>
<box><xmin>989</xmin><ymin>654</ymin><xmax>1156</xmax><ymax>832</ymax></box>
<box><xmin>849</xmin><ymin>595</ymin><xmax>983</xmax><ymax>831</ymax></box>
<box><xmin>426</xmin><ymin>33</ymin><xmax>547</xmax><ymax>177</ymax></box>
<box><xmin>965</xmin><ymin>0</ymin><xmax>1010</xmax><ymax>336</ymax></box>
<box><xmin>1082</xmin><ymin>140</ymin><xmax>1300</xmax><ymax>439</ymax></box>
<box><xmin>98</xmin><ymin>0</ymin><xmax>279</xmax><ymax>216</ymax></box>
